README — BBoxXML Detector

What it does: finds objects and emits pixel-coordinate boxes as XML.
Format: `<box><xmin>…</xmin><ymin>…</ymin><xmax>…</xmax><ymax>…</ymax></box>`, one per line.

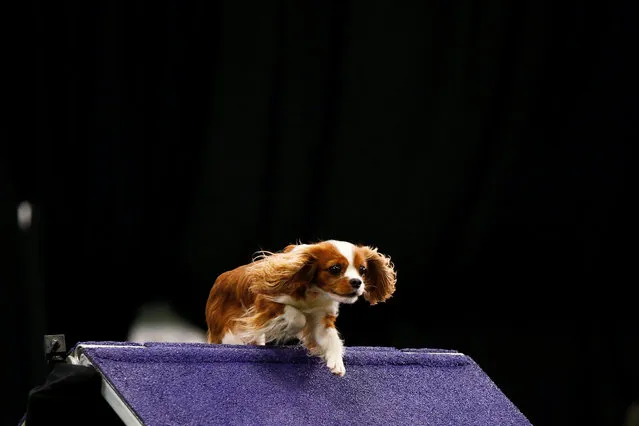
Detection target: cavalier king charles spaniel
<box><xmin>205</xmin><ymin>240</ymin><xmax>397</xmax><ymax>376</ymax></box>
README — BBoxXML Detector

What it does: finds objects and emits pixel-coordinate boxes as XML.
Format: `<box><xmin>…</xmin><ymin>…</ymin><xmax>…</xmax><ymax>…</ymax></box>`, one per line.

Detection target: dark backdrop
<box><xmin>3</xmin><ymin>1</ymin><xmax>637</xmax><ymax>425</ymax></box>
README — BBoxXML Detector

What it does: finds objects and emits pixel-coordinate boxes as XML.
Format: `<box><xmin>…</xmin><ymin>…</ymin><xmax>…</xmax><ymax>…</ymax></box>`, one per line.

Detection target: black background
<box><xmin>3</xmin><ymin>1</ymin><xmax>637</xmax><ymax>425</ymax></box>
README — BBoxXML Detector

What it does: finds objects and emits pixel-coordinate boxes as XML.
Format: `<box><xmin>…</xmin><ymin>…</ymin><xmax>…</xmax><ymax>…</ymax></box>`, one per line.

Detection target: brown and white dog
<box><xmin>205</xmin><ymin>240</ymin><xmax>397</xmax><ymax>376</ymax></box>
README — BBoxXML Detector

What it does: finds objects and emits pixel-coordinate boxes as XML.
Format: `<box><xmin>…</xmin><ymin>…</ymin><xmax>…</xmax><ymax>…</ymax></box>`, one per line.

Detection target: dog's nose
<box><xmin>349</xmin><ymin>278</ymin><xmax>362</xmax><ymax>288</ymax></box>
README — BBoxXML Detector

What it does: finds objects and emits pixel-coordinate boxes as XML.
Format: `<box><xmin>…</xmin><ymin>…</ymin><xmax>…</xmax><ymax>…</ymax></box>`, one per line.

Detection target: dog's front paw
<box><xmin>326</xmin><ymin>355</ymin><xmax>346</xmax><ymax>376</ymax></box>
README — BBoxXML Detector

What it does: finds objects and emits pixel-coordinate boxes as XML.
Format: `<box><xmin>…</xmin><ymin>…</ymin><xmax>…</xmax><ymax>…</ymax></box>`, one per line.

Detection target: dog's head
<box><xmin>247</xmin><ymin>240</ymin><xmax>397</xmax><ymax>305</ymax></box>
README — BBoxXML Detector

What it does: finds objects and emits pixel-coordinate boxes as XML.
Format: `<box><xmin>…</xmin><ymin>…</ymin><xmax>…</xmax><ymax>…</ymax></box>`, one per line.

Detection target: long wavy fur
<box><xmin>361</xmin><ymin>245</ymin><xmax>397</xmax><ymax>305</ymax></box>
<box><xmin>244</xmin><ymin>246</ymin><xmax>316</xmax><ymax>297</ymax></box>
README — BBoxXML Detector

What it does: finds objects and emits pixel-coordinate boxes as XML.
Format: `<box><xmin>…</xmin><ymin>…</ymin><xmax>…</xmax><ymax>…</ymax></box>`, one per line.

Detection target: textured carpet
<box><xmin>77</xmin><ymin>342</ymin><xmax>531</xmax><ymax>426</ymax></box>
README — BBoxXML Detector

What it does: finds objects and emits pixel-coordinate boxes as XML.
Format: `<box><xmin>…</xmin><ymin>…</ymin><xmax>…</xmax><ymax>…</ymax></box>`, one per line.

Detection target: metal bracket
<box><xmin>44</xmin><ymin>334</ymin><xmax>67</xmax><ymax>364</ymax></box>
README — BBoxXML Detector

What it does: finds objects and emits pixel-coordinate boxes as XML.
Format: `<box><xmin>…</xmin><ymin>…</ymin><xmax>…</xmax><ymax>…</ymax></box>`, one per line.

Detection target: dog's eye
<box><xmin>328</xmin><ymin>264</ymin><xmax>342</xmax><ymax>275</ymax></box>
<box><xmin>359</xmin><ymin>265</ymin><xmax>367</xmax><ymax>275</ymax></box>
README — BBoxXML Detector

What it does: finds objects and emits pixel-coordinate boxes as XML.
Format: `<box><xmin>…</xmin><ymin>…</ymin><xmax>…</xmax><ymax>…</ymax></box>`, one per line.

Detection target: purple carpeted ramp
<box><xmin>69</xmin><ymin>341</ymin><xmax>531</xmax><ymax>425</ymax></box>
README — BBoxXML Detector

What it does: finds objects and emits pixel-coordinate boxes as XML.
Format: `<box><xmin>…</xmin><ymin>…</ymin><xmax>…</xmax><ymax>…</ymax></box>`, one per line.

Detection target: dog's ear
<box><xmin>360</xmin><ymin>246</ymin><xmax>397</xmax><ymax>305</ymax></box>
<box><xmin>247</xmin><ymin>245</ymin><xmax>317</xmax><ymax>296</ymax></box>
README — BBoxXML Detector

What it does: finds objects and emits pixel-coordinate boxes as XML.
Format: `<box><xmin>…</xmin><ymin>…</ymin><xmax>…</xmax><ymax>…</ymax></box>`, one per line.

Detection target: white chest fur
<box><xmin>272</xmin><ymin>289</ymin><xmax>340</xmax><ymax>316</ymax></box>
